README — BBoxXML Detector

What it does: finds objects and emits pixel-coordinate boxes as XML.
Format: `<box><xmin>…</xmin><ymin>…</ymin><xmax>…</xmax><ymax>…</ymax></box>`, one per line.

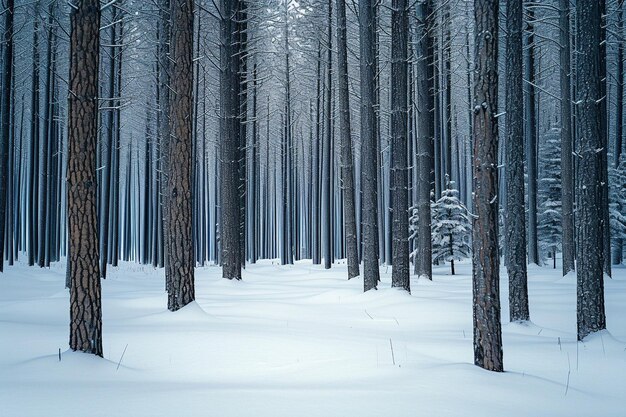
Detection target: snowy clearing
<box><xmin>1</xmin><ymin>260</ymin><xmax>625</xmax><ymax>417</ymax></box>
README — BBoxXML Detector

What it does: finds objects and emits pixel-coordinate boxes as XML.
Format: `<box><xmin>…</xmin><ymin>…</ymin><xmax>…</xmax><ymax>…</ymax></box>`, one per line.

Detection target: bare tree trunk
<box><xmin>505</xmin><ymin>0</ymin><xmax>529</xmax><ymax>322</ymax></box>
<box><xmin>0</xmin><ymin>0</ymin><xmax>14</xmax><ymax>273</ymax></box>
<box><xmin>67</xmin><ymin>0</ymin><xmax>102</xmax><ymax>356</ymax></box>
<box><xmin>220</xmin><ymin>0</ymin><xmax>242</xmax><ymax>280</ymax></box>
<box><xmin>524</xmin><ymin>2</ymin><xmax>539</xmax><ymax>266</ymax></box>
<box><xmin>391</xmin><ymin>0</ymin><xmax>409</xmax><ymax>291</ymax></box>
<box><xmin>472</xmin><ymin>0</ymin><xmax>503</xmax><ymax>372</ymax></box>
<box><xmin>414</xmin><ymin>0</ymin><xmax>434</xmax><ymax>280</ymax></box>
<box><xmin>322</xmin><ymin>0</ymin><xmax>333</xmax><ymax>270</ymax></box>
<box><xmin>575</xmin><ymin>0</ymin><xmax>606</xmax><ymax>341</ymax></box>
<box><xmin>335</xmin><ymin>0</ymin><xmax>359</xmax><ymax>279</ymax></box>
<box><xmin>614</xmin><ymin>0</ymin><xmax>624</xmax><ymax>266</ymax></box>
<box><xmin>166</xmin><ymin>0</ymin><xmax>195</xmax><ymax>311</ymax></box>
<box><xmin>360</xmin><ymin>0</ymin><xmax>380</xmax><ymax>291</ymax></box>
<box><xmin>560</xmin><ymin>0</ymin><xmax>575</xmax><ymax>276</ymax></box>
<box><xmin>599</xmin><ymin>0</ymin><xmax>611</xmax><ymax>277</ymax></box>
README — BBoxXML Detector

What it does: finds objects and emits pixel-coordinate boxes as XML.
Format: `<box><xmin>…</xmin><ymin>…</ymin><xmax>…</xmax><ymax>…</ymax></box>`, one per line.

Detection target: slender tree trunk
<box><xmin>575</xmin><ymin>0</ymin><xmax>606</xmax><ymax>341</ymax></box>
<box><xmin>414</xmin><ymin>0</ymin><xmax>434</xmax><ymax>280</ymax></box>
<box><xmin>505</xmin><ymin>0</ymin><xmax>529</xmax><ymax>322</ymax></box>
<box><xmin>335</xmin><ymin>0</ymin><xmax>359</xmax><ymax>279</ymax></box>
<box><xmin>613</xmin><ymin>0</ymin><xmax>624</xmax><ymax>265</ymax></box>
<box><xmin>391</xmin><ymin>0</ymin><xmax>409</xmax><ymax>291</ymax></box>
<box><xmin>560</xmin><ymin>0</ymin><xmax>575</xmax><ymax>276</ymax></box>
<box><xmin>599</xmin><ymin>0</ymin><xmax>611</xmax><ymax>277</ymax></box>
<box><xmin>360</xmin><ymin>0</ymin><xmax>380</xmax><ymax>291</ymax></box>
<box><xmin>322</xmin><ymin>0</ymin><xmax>333</xmax><ymax>270</ymax></box>
<box><xmin>28</xmin><ymin>5</ymin><xmax>41</xmax><ymax>267</ymax></box>
<box><xmin>472</xmin><ymin>0</ymin><xmax>503</xmax><ymax>372</ymax></box>
<box><xmin>67</xmin><ymin>0</ymin><xmax>102</xmax><ymax>356</ymax></box>
<box><xmin>0</xmin><ymin>0</ymin><xmax>14</xmax><ymax>272</ymax></box>
<box><xmin>524</xmin><ymin>2</ymin><xmax>539</xmax><ymax>266</ymax></box>
<box><xmin>166</xmin><ymin>0</ymin><xmax>195</xmax><ymax>311</ymax></box>
<box><xmin>221</xmin><ymin>0</ymin><xmax>242</xmax><ymax>280</ymax></box>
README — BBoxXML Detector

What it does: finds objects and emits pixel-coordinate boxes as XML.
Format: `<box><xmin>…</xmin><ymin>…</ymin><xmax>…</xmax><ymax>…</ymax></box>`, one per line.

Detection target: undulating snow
<box><xmin>1</xmin><ymin>260</ymin><xmax>625</xmax><ymax>416</ymax></box>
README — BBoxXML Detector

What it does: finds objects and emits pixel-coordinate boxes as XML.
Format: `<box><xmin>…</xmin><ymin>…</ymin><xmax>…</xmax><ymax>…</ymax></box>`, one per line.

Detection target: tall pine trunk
<box><xmin>414</xmin><ymin>0</ymin><xmax>434</xmax><ymax>280</ymax></box>
<box><xmin>575</xmin><ymin>0</ymin><xmax>606</xmax><ymax>341</ymax></box>
<box><xmin>166</xmin><ymin>0</ymin><xmax>195</xmax><ymax>310</ymax></box>
<box><xmin>472</xmin><ymin>0</ymin><xmax>503</xmax><ymax>372</ymax></box>
<box><xmin>67</xmin><ymin>0</ymin><xmax>102</xmax><ymax>356</ymax></box>
<box><xmin>336</xmin><ymin>0</ymin><xmax>359</xmax><ymax>279</ymax></box>
<box><xmin>390</xmin><ymin>0</ymin><xmax>409</xmax><ymax>291</ymax></box>
<box><xmin>505</xmin><ymin>0</ymin><xmax>529</xmax><ymax>322</ymax></box>
<box><xmin>560</xmin><ymin>0</ymin><xmax>575</xmax><ymax>276</ymax></box>
<box><xmin>359</xmin><ymin>0</ymin><xmax>380</xmax><ymax>291</ymax></box>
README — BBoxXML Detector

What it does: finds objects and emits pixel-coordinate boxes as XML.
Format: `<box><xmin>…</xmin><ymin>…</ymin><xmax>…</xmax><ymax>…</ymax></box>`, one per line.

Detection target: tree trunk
<box><xmin>67</xmin><ymin>0</ymin><xmax>102</xmax><ymax>356</ymax></box>
<box><xmin>0</xmin><ymin>0</ymin><xmax>14</xmax><ymax>273</ymax></box>
<box><xmin>613</xmin><ymin>0</ymin><xmax>624</xmax><ymax>266</ymax></box>
<box><xmin>336</xmin><ymin>0</ymin><xmax>359</xmax><ymax>279</ymax></box>
<box><xmin>472</xmin><ymin>0</ymin><xmax>503</xmax><ymax>372</ymax></box>
<box><xmin>166</xmin><ymin>0</ymin><xmax>195</xmax><ymax>311</ymax></box>
<box><xmin>575</xmin><ymin>0</ymin><xmax>606</xmax><ymax>341</ymax></box>
<box><xmin>391</xmin><ymin>0</ymin><xmax>409</xmax><ymax>291</ymax></box>
<box><xmin>524</xmin><ymin>2</ymin><xmax>539</xmax><ymax>266</ymax></box>
<box><xmin>322</xmin><ymin>0</ymin><xmax>333</xmax><ymax>270</ymax></box>
<box><xmin>220</xmin><ymin>0</ymin><xmax>242</xmax><ymax>280</ymax></box>
<box><xmin>359</xmin><ymin>0</ymin><xmax>380</xmax><ymax>291</ymax></box>
<box><xmin>599</xmin><ymin>0</ymin><xmax>611</xmax><ymax>277</ymax></box>
<box><xmin>414</xmin><ymin>0</ymin><xmax>434</xmax><ymax>280</ymax></box>
<box><xmin>560</xmin><ymin>0</ymin><xmax>575</xmax><ymax>275</ymax></box>
<box><xmin>505</xmin><ymin>0</ymin><xmax>529</xmax><ymax>322</ymax></box>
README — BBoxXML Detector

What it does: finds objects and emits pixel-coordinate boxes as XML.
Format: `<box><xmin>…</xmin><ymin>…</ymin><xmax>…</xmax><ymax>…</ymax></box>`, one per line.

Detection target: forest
<box><xmin>0</xmin><ymin>0</ymin><xmax>625</xmax><ymax>416</ymax></box>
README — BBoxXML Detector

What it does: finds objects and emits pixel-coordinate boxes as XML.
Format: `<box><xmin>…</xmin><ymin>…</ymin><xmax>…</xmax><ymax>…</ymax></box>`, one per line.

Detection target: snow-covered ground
<box><xmin>1</xmin><ymin>259</ymin><xmax>625</xmax><ymax>417</ymax></box>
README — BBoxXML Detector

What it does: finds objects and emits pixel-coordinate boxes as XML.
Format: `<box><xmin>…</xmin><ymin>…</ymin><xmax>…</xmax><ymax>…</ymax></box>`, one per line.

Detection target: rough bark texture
<box><xmin>166</xmin><ymin>0</ymin><xmax>195</xmax><ymax>311</ymax></box>
<box><xmin>390</xmin><ymin>0</ymin><xmax>409</xmax><ymax>291</ymax></box>
<box><xmin>220</xmin><ymin>0</ymin><xmax>242</xmax><ymax>280</ymax></box>
<box><xmin>67</xmin><ymin>0</ymin><xmax>102</xmax><ymax>356</ymax></box>
<box><xmin>322</xmin><ymin>0</ymin><xmax>333</xmax><ymax>270</ymax></box>
<box><xmin>472</xmin><ymin>0</ymin><xmax>503</xmax><ymax>372</ymax></box>
<box><xmin>575</xmin><ymin>0</ymin><xmax>606</xmax><ymax>341</ymax></box>
<box><xmin>0</xmin><ymin>0</ymin><xmax>14</xmax><ymax>273</ymax></box>
<box><xmin>414</xmin><ymin>0</ymin><xmax>434</xmax><ymax>280</ymax></box>
<box><xmin>505</xmin><ymin>0</ymin><xmax>529</xmax><ymax>322</ymax></box>
<box><xmin>359</xmin><ymin>0</ymin><xmax>380</xmax><ymax>291</ymax></box>
<box><xmin>524</xmin><ymin>2</ymin><xmax>539</xmax><ymax>266</ymax></box>
<box><xmin>336</xmin><ymin>0</ymin><xmax>359</xmax><ymax>279</ymax></box>
<box><xmin>599</xmin><ymin>0</ymin><xmax>611</xmax><ymax>277</ymax></box>
<box><xmin>559</xmin><ymin>0</ymin><xmax>575</xmax><ymax>276</ymax></box>
<box><xmin>614</xmin><ymin>0</ymin><xmax>624</xmax><ymax>265</ymax></box>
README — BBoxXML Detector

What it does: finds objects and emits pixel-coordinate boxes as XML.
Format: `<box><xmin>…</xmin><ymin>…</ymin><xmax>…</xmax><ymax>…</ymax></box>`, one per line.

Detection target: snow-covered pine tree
<box><xmin>431</xmin><ymin>179</ymin><xmax>471</xmax><ymax>275</ymax></box>
<box><xmin>609</xmin><ymin>155</ymin><xmax>626</xmax><ymax>265</ymax></box>
<box><xmin>538</xmin><ymin>127</ymin><xmax>562</xmax><ymax>268</ymax></box>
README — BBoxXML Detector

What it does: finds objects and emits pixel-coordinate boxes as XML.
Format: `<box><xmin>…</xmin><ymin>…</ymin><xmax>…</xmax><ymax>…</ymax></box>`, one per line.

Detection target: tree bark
<box><xmin>575</xmin><ymin>0</ymin><xmax>606</xmax><ymax>341</ymax></box>
<box><xmin>166</xmin><ymin>0</ymin><xmax>195</xmax><ymax>311</ymax></box>
<box><xmin>336</xmin><ymin>0</ymin><xmax>359</xmax><ymax>279</ymax></box>
<box><xmin>472</xmin><ymin>0</ymin><xmax>503</xmax><ymax>372</ymax></box>
<box><xmin>560</xmin><ymin>0</ymin><xmax>575</xmax><ymax>276</ymax></box>
<box><xmin>220</xmin><ymin>0</ymin><xmax>242</xmax><ymax>280</ymax></box>
<box><xmin>613</xmin><ymin>0</ymin><xmax>624</xmax><ymax>265</ymax></box>
<box><xmin>359</xmin><ymin>0</ymin><xmax>380</xmax><ymax>291</ymax></box>
<box><xmin>505</xmin><ymin>0</ymin><xmax>529</xmax><ymax>322</ymax></box>
<box><xmin>322</xmin><ymin>0</ymin><xmax>333</xmax><ymax>270</ymax></box>
<box><xmin>67</xmin><ymin>0</ymin><xmax>102</xmax><ymax>356</ymax></box>
<box><xmin>391</xmin><ymin>0</ymin><xmax>409</xmax><ymax>291</ymax></box>
<box><xmin>414</xmin><ymin>0</ymin><xmax>434</xmax><ymax>280</ymax></box>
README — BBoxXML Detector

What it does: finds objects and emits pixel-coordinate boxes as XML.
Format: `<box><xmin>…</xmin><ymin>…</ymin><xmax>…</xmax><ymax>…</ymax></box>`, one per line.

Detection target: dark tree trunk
<box><xmin>28</xmin><ymin>4</ymin><xmax>41</xmax><ymax>267</ymax></box>
<box><xmin>472</xmin><ymin>0</ymin><xmax>503</xmax><ymax>372</ymax></box>
<box><xmin>505</xmin><ymin>0</ymin><xmax>529</xmax><ymax>322</ymax></box>
<box><xmin>391</xmin><ymin>0</ymin><xmax>409</xmax><ymax>291</ymax></box>
<box><xmin>575</xmin><ymin>0</ymin><xmax>606</xmax><ymax>341</ymax></box>
<box><xmin>220</xmin><ymin>0</ymin><xmax>242</xmax><ymax>280</ymax></box>
<box><xmin>560</xmin><ymin>0</ymin><xmax>575</xmax><ymax>276</ymax></box>
<box><xmin>524</xmin><ymin>2</ymin><xmax>539</xmax><ymax>266</ymax></box>
<box><xmin>599</xmin><ymin>0</ymin><xmax>611</xmax><ymax>277</ymax></box>
<box><xmin>613</xmin><ymin>0</ymin><xmax>624</xmax><ymax>266</ymax></box>
<box><xmin>322</xmin><ymin>0</ymin><xmax>333</xmax><ymax>270</ymax></box>
<box><xmin>0</xmin><ymin>0</ymin><xmax>14</xmax><ymax>273</ymax></box>
<box><xmin>166</xmin><ymin>0</ymin><xmax>195</xmax><ymax>311</ymax></box>
<box><xmin>359</xmin><ymin>0</ymin><xmax>380</xmax><ymax>291</ymax></box>
<box><xmin>67</xmin><ymin>0</ymin><xmax>102</xmax><ymax>356</ymax></box>
<box><xmin>336</xmin><ymin>0</ymin><xmax>359</xmax><ymax>279</ymax></box>
<box><xmin>414</xmin><ymin>0</ymin><xmax>434</xmax><ymax>280</ymax></box>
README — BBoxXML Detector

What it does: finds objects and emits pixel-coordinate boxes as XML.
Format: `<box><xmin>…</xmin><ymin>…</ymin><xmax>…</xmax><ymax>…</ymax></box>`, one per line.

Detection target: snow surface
<box><xmin>1</xmin><ymin>260</ymin><xmax>625</xmax><ymax>417</ymax></box>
